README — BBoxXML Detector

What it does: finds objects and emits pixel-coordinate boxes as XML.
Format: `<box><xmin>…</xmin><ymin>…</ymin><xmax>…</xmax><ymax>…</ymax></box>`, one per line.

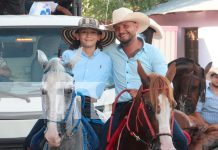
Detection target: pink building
<box><xmin>145</xmin><ymin>0</ymin><xmax>218</xmax><ymax>67</ymax></box>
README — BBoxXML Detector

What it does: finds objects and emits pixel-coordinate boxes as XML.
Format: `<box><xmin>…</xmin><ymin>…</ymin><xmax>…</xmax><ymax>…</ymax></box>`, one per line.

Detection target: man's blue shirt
<box><xmin>196</xmin><ymin>83</ymin><xmax>218</xmax><ymax>124</ymax></box>
<box><xmin>104</xmin><ymin>38</ymin><xmax>167</xmax><ymax>102</ymax></box>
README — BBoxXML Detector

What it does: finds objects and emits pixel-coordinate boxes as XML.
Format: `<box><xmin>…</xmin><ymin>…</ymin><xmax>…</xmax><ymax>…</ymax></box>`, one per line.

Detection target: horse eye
<box><xmin>64</xmin><ymin>89</ymin><xmax>72</xmax><ymax>94</ymax></box>
<box><xmin>42</xmin><ymin>89</ymin><xmax>47</xmax><ymax>95</ymax></box>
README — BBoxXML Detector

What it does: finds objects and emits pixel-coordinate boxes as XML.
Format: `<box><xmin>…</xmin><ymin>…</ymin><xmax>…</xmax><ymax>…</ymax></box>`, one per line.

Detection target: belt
<box><xmin>84</xmin><ymin>96</ymin><xmax>97</xmax><ymax>103</ymax></box>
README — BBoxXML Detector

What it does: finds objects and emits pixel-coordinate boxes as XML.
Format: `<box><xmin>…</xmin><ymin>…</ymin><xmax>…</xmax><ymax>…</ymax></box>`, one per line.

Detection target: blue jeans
<box><xmin>98</xmin><ymin>102</ymin><xmax>188</xmax><ymax>150</ymax></box>
<box><xmin>24</xmin><ymin>119</ymin><xmax>45</xmax><ymax>150</ymax></box>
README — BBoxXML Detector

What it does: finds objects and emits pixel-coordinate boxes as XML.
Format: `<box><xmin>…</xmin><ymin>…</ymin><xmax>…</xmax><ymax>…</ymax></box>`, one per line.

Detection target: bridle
<box><xmin>42</xmin><ymin>69</ymin><xmax>81</xmax><ymax>138</ymax></box>
<box><xmin>124</xmin><ymin>87</ymin><xmax>174</xmax><ymax>147</ymax></box>
<box><xmin>44</xmin><ymin>89</ymin><xmax>81</xmax><ymax>137</ymax></box>
<box><xmin>177</xmin><ymin>69</ymin><xmax>205</xmax><ymax>112</ymax></box>
<box><xmin>108</xmin><ymin>87</ymin><xmax>174</xmax><ymax>149</ymax></box>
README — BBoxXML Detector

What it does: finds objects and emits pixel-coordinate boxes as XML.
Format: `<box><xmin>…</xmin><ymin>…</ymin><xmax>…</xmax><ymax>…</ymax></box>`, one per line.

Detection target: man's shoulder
<box><xmin>103</xmin><ymin>43</ymin><xmax>118</xmax><ymax>53</ymax></box>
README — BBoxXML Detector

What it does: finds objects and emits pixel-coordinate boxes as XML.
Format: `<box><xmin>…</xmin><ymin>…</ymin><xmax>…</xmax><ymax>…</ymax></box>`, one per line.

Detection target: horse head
<box><xmin>37</xmin><ymin>49</ymin><xmax>83</xmax><ymax>148</ymax></box>
<box><xmin>168</xmin><ymin>58</ymin><xmax>212</xmax><ymax>115</ymax></box>
<box><xmin>120</xmin><ymin>61</ymin><xmax>176</xmax><ymax>150</ymax></box>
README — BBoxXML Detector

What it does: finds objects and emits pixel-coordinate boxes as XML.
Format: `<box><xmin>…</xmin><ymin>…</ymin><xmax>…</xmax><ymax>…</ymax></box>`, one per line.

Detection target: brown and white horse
<box><xmin>108</xmin><ymin>61</ymin><xmax>177</xmax><ymax>150</ymax></box>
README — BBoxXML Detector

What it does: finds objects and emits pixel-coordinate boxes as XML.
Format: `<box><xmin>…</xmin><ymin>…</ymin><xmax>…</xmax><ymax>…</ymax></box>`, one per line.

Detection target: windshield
<box><xmin>0</xmin><ymin>27</ymin><xmax>69</xmax><ymax>96</ymax></box>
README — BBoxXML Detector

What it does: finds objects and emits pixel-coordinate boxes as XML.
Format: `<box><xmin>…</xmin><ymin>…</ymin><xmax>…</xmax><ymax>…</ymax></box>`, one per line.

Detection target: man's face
<box><xmin>113</xmin><ymin>21</ymin><xmax>138</xmax><ymax>45</ymax></box>
<box><xmin>76</xmin><ymin>28</ymin><xmax>101</xmax><ymax>49</ymax></box>
<box><xmin>211</xmin><ymin>73</ymin><xmax>218</xmax><ymax>88</ymax></box>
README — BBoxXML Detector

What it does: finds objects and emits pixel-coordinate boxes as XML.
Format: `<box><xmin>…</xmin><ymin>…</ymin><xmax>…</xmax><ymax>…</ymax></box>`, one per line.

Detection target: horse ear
<box><xmin>166</xmin><ymin>62</ymin><xmax>176</xmax><ymax>82</ymax></box>
<box><xmin>37</xmin><ymin>50</ymin><xmax>48</xmax><ymax>69</ymax></box>
<box><xmin>204</xmin><ymin>62</ymin><xmax>212</xmax><ymax>75</ymax></box>
<box><xmin>63</xmin><ymin>48</ymin><xmax>82</xmax><ymax>69</ymax></box>
<box><xmin>137</xmin><ymin>60</ymin><xmax>150</xmax><ymax>87</ymax></box>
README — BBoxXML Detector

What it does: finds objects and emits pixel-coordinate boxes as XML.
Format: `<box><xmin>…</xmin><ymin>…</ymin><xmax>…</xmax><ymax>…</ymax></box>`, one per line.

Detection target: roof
<box><xmin>145</xmin><ymin>0</ymin><xmax>218</xmax><ymax>15</ymax></box>
<box><xmin>0</xmin><ymin>15</ymin><xmax>82</xmax><ymax>27</ymax></box>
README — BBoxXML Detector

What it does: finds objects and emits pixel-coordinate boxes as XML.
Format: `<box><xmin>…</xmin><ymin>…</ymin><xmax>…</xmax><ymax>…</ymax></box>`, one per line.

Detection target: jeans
<box><xmin>23</xmin><ymin>119</ymin><xmax>45</xmax><ymax>150</ymax></box>
<box><xmin>98</xmin><ymin>102</ymin><xmax>188</xmax><ymax>150</ymax></box>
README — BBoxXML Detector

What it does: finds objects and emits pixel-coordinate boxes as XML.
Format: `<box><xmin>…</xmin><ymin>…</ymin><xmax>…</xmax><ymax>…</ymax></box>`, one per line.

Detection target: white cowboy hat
<box><xmin>206</xmin><ymin>67</ymin><xmax>218</xmax><ymax>81</ymax></box>
<box><xmin>62</xmin><ymin>17</ymin><xmax>115</xmax><ymax>47</ymax></box>
<box><xmin>149</xmin><ymin>18</ymin><xmax>164</xmax><ymax>39</ymax></box>
<box><xmin>105</xmin><ymin>7</ymin><xmax>150</xmax><ymax>33</ymax></box>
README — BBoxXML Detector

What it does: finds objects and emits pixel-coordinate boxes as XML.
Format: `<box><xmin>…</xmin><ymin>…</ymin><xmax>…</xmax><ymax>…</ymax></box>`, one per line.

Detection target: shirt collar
<box><xmin>116</xmin><ymin>36</ymin><xmax>145</xmax><ymax>59</ymax></box>
<box><xmin>81</xmin><ymin>48</ymin><xmax>101</xmax><ymax>58</ymax></box>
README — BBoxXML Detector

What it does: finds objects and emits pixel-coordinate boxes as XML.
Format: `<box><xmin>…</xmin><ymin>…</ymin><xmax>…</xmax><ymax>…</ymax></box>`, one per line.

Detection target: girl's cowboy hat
<box><xmin>62</xmin><ymin>17</ymin><xmax>115</xmax><ymax>47</ymax></box>
<box><xmin>149</xmin><ymin>18</ymin><xmax>164</xmax><ymax>39</ymax></box>
<box><xmin>105</xmin><ymin>7</ymin><xmax>150</xmax><ymax>33</ymax></box>
<box><xmin>206</xmin><ymin>67</ymin><xmax>218</xmax><ymax>81</ymax></box>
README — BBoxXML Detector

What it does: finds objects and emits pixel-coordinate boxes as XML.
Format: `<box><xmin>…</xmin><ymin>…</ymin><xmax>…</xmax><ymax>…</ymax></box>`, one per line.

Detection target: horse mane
<box><xmin>148</xmin><ymin>74</ymin><xmax>174</xmax><ymax>112</ymax></box>
<box><xmin>168</xmin><ymin>57</ymin><xmax>200</xmax><ymax>67</ymax></box>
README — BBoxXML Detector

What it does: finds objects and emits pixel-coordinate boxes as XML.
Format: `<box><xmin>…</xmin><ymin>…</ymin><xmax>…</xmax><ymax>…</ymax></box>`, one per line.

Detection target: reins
<box><xmin>107</xmin><ymin>87</ymin><xmax>175</xmax><ymax>147</ymax></box>
<box><xmin>107</xmin><ymin>89</ymin><xmax>131</xmax><ymax>143</ymax></box>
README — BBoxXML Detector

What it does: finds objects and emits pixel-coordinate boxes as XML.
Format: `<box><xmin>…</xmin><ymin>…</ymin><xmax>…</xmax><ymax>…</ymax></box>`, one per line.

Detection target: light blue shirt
<box><xmin>196</xmin><ymin>83</ymin><xmax>218</xmax><ymax>124</ymax></box>
<box><xmin>104</xmin><ymin>37</ymin><xmax>167</xmax><ymax>102</ymax></box>
<box><xmin>62</xmin><ymin>49</ymin><xmax>113</xmax><ymax>99</ymax></box>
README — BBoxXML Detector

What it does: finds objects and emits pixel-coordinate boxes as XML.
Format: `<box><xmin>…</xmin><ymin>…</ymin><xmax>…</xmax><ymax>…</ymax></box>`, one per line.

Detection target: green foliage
<box><xmin>82</xmin><ymin>0</ymin><xmax>168</xmax><ymax>23</ymax></box>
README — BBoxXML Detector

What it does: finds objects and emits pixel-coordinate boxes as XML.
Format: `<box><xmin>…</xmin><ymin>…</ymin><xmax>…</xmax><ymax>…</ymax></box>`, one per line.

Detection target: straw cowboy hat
<box><xmin>62</xmin><ymin>17</ymin><xmax>115</xmax><ymax>47</ymax></box>
<box><xmin>105</xmin><ymin>7</ymin><xmax>150</xmax><ymax>33</ymax></box>
<box><xmin>206</xmin><ymin>67</ymin><xmax>218</xmax><ymax>81</ymax></box>
<box><xmin>149</xmin><ymin>18</ymin><xmax>164</xmax><ymax>39</ymax></box>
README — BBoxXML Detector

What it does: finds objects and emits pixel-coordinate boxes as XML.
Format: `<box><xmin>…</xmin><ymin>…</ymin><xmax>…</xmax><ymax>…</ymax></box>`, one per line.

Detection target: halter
<box><xmin>179</xmin><ymin>70</ymin><xmax>205</xmax><ymax>112</ymax></box>
<box><xmin>125</xmin><ymin>87</ymin><xmax>174</xmax><ymax>145</ymax></box>
<box><xmin>107</xmin><ymin>87</ymin><xmax>174</xmax><ymax>147</ymax></box>
<box><xmin>46</xmin><ymin>92</ymin><xmax>81</xmax><ymax>136</ymax></box>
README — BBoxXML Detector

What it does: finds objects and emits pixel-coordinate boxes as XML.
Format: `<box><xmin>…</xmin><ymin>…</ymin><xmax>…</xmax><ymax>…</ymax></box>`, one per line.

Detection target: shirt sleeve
<box><xmin>105</xmin><ymin>57</ymin><xmax>114</xmax><ymax>88</ymax></box>
<box><xmin>48</xmin><ymin>2</ymin><xmax>58</xmax><ymax>12</ymax></box>
<box><xmin>196</xmin><ymin>99</ymin><xmax>203</xmax><ymax>112</ymax></box>
<box><xmin>150</xmin><ymin>46</ymin><xmax>167</xmax><ymax>76</ymax></box>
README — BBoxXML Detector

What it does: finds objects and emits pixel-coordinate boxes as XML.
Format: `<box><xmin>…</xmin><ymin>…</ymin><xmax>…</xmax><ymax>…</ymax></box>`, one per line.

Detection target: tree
<box><xmin>82</xmin><ymin>0</ymin><xmax>168</xmax><ymax>23</ymax></box>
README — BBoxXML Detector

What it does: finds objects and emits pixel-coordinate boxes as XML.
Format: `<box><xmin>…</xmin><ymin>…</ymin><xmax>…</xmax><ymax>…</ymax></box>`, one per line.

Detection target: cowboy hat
<box><xmin>62</xmin><ymin>17</ymin><xmax>115</xmax><ymax>47</ymax></box>
<box><xmin>105</xmin><ymin>7</ymin><xmax>150</xmax><ymax>33</ymax></box>
<box><xmin>206</xmin><ymin>67</ymin><xmax>218</xmax><ymax>81</ymax></box>
<box><xmin>149</xmin><ymin>18</ymin><xmax>164</xmax><ymax>39</ymax></box>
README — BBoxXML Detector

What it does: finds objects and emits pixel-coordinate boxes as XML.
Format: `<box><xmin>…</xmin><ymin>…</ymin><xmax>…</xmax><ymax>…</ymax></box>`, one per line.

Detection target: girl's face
<box><xmin>76</xmin><ymin>28</ymin><xmax>101</xmax><ymax>49</ymax></box>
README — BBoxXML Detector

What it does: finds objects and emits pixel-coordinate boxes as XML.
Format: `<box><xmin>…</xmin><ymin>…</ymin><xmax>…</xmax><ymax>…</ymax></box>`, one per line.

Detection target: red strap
<box><xmin>183</xmin><ymin>130</ymin><xmax>191</xmax><ymax>145</ymax></box>
<box><xmin>106</xmin><ymin>118</ymin><xmax>127</xmax><ymax>150</ymax></box>
<box><xmin>107</xmin><ymin>89</ymin><xmax>130</xmax><ymax>143</ymax></box>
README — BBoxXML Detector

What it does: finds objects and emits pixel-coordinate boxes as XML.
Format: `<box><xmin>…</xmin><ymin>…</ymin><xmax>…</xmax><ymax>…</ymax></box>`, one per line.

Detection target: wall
<box><xmin>150</xmin><ymin>10</ymin><xmax>218</xmax><ymax>67</ymax></box>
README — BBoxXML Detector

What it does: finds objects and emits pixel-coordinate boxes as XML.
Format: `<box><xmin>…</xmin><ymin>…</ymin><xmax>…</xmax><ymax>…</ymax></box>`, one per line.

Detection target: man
<box><xmin>194</xmin><ymin>67</ymin><xmax>218</xmax><ymax>125</ymax></box>
<box><xmin>28</xmin><ymin>0</ymin><xmax>72</xmax><ymax>15</ymax></box>
<box><xmin>99</xmin><ymin>7</ymin><xmax>188</xmax><ymax>150</ymax></box>
<box><xmin>24</xmin><ymin>17</ymin><xmax>115</xmax><ymax>149</ymax></box>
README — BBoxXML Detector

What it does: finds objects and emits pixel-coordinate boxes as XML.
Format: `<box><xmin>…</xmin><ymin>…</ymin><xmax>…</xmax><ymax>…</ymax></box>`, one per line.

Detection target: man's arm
<box><xmin>56</xmin><ymin>5</ymin><xmax>73</xmax><ymax>16</ymax></box>
<box><xmin>192</xmin><ymin>112</ymin><xmax>209</xmax><ymax>126</ymax></box>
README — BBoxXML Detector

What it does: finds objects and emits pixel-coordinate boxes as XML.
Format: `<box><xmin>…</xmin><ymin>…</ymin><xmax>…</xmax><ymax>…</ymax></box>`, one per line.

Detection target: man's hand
<box><xmin>129</xmin><ymin>89</ymin><xmax>138</xmax><ymax>98</ymax></box>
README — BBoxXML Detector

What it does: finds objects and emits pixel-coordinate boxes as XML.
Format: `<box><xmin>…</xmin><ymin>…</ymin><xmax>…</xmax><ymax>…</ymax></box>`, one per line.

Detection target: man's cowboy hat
<box><xmin>149</xmin><ymin>18</ymin><xmax>164</xmax><ymax>39</ymax></box>
<box><xmin>62</xmin><ymin>17</ymin><xmax>115</xmax><ymax>47</ymax></box>
<box><xmin>206</xmin><ymin>67</ymin><xmax>218</xmax><ymax>81</ymax></box>
<box><xmin>105</xmin><ymin>7</ymin><xmax>150</xmax><ymax>33</ymax></box>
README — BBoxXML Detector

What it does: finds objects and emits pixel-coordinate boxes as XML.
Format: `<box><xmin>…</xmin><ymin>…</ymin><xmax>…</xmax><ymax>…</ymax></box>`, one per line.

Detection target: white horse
<box><xmin>37</xmin><ymin>49</ymin><xmax>84</xmax><ymax>150</ymax></box>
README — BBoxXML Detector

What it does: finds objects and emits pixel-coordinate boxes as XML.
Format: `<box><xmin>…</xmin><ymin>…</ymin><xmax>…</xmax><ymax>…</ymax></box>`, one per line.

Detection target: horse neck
<box><xmin>127</xmin><ymin>92</ymin><xmax>152</xmax><ymax>138</ymax></box>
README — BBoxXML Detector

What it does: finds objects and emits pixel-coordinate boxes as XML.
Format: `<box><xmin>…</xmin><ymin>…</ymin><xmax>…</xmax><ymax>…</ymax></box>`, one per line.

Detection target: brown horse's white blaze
<box><xmin>156</xmin><ymin>94</ymin><xmax>175</xmax><ymax>150</ymax></box>
<box><xmin>37</xmin><ymin>49</ymin><xmax>81</xmax><ymax>148</ymax></box>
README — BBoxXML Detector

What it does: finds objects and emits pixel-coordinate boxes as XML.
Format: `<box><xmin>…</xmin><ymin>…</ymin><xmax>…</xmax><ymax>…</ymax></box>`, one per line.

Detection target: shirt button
<box><xmin>127</xmin><ymin>61</ymin><xmax>129</xmax><ymax>63</ymax></box>
<box><xmin>126</xmin><ymin>71</ymin><xmax>128</xmax><ymax>73</ymax></box>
